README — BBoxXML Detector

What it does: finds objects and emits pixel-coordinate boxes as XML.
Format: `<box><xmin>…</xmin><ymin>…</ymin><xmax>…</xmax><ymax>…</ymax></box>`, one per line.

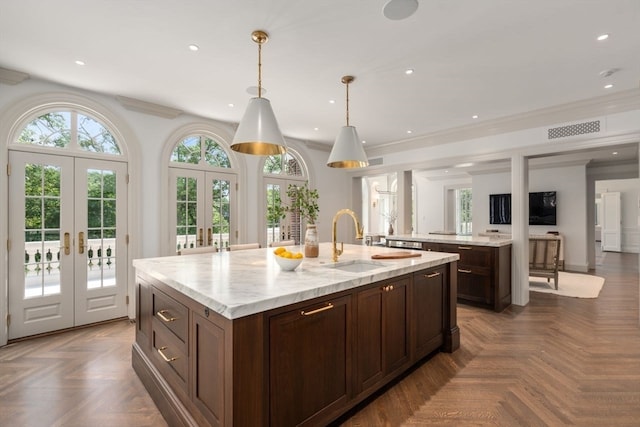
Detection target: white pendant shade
<box><xmin>327</xmin><ymin>125</ymin><xmax>369</xmax><ymax>168</ymax></box>
<box><xmin>231</xmin><ymin>97</ymin><xmax>287</xmax><ymax>155</ymax></box>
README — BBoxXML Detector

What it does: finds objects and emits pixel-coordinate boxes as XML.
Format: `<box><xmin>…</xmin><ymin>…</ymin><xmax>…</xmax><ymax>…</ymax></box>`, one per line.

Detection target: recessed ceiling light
<box><xmin>314</xmin><ymin>127</ymin><xmax>319</xmax><ymax>131</ymax></box>
<box><xmin>362</xmin><ymin>140</ymin><xmax>366</xmax><ymax>144</ymax></box>
<box><xmin>188</xmin><ymin>44</ymin><xmax>199</xmax><ymax>51</ymax></box>
<box><xmin>405</xmin><ymin>68</ymin><xmax>414</xmax><ymax>75</ymax></box>
<box><xmin>406</xmin><ymin>130</ymin><xmax>412</xmax><ymax>134</ymax></box>
<box><xmin>329</xmin><ymin>100</ymin><xmax>335</xmax><ymax>104</ymax></box>
<box><xmin>444</xmin><ymin>170</ymin><xmax>449</xmax><ymax>173</ymax></box>
<box><xmin>228</xmin><ymin>103</ymin><xmax>234</xmax><ymax>108</ymax></box>
<box><xmin>612</xmin><ymin>151</ymin><xmax>618</xmax><ymax>155</ymax></box>
<box><xmin>472</xmin><ymin>115</ymin><xmax>479</xmax><ymax>119</ymax></box>
<box><xmin>75</xmin><ymin>60</ymin><xmax>85</xmax><ymax>66</ymax></box>
<box><xmin>604</xmin><ymin>84</ymin><xmax>613</xmax><ymax>89</ymax></box>
<box><xmin>597</xmin><ymin>34</ymin><xmax>609</xmax><ymax>41</ymax></box>
<box><xmin>455</xmin><ymin>162</ymin><xmax>474</xmax><ymax>168</ymax></box>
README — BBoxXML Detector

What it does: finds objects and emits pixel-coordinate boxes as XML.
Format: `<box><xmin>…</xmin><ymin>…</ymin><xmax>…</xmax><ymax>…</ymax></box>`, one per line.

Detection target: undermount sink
<box><xmin>324</xmin><ymin>259</ymin><xmax>387</xmax><ymax>273</ymax></box>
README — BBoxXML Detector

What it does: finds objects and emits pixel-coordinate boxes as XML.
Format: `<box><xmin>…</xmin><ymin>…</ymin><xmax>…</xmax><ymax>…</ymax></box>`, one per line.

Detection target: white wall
<box><xmin>472</xmin><ymin>164</ymin><xmax>589</xmax><ymax>271</ymax></box>
<box><xmin>414</xmin><ymin>173</ymin><xmax>472</xmax><ymax>234</ymax></box>
<box><xmin>596</xmin><ymin>178</ymin><xmax>640</xmax><ymax>253</ymax></box>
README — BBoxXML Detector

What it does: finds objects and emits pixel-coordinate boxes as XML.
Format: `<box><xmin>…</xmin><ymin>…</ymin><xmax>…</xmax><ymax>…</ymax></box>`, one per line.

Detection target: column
<box><xmin>511</xmin><ymin>154</ymin><xmax>529</xmax><ymax>306</ymax></box>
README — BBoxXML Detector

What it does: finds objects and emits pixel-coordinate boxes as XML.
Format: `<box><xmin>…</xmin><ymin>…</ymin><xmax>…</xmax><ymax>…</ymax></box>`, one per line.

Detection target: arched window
<box><xmin>263</xmin><ymin>152</ymin><xmax>303</xmax><ymax>176</ymax></box>
<box><xmin>168</xmin><ymin>134</ymin><xmax>237</xmax><ymax>253</ymax></box>
<box><xmin>171</xmin><ymin>135</ymin><xmax>230</xmax><ymax>168</ymax></box>
<box><xmin>17</xmin><ymin>111</ymin><xmax>121</xmax><ymax>155</ymax></box>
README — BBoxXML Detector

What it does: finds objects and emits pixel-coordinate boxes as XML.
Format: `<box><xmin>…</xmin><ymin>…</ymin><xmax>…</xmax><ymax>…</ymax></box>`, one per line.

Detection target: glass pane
<box><xmin>176</xmin><ymin>177</ymin><xmax>186</xmax><ymax>201</ymax></box>
<box><xmin>103</xmin><ymin>171</ymin><xmax>116</xmax><ymax>198</ymax></box>
<box><xmin>171</xmin><ymin>136</ymin><xmax>201</xmax><ymax>164</ymax></box>
<box><xmin>211</xmin><ymin>179</ymin><xmax>230</xmax><ymax>247</ymax></box>
<box><xmin>43</xmin><ymin>198</ymin><xmax>60</xmax><ymax>229</ymax></box>
<box><xmin>264</xmin><ymin>155</ymin><xmax>282</xmax><ymax>174</ymax></box>
<box><xmin>87</xmin><ymin>169</ymin><xmax>103</xmax><ymax>198</ymax></box>
<box><xmin>284</xmin><ymin>153</ymin><xmax>302</xmax><ymax>176</ymax></box>
<box><xmin>25</xmin><ymin>198</ymin><xmax>42</xmax><ymax>229</ymax></box>
<box><xmin>77</xmin><ymin>114</ymin><xmax>121</xmax><ymax>154</ymax></box>
<box><xmin>204</xmin><ymin>138</ymin><xmax>231</xmax><ymax>168</ymax></box>
<box><xmin>103</xmin><ymin>228</ymin><xmax>116</xmax><ymax>239</ymax></box>
<box><xmin>103</xmin><ymin>200</ymin><xmax>116</xmax><ymax>227</ymax></box>
<box><xmin>88</xmin><ymin>199</ymin><xmax>102</xmax><ymax>228</ymax></box>
<box><xmin>88</xmin><ymin>229</ymin><xmax>102</xmax><ymax>240</ymax></box>
<box><xmin>266</xmin><ymin>183</ymin><xmax>283</xmax><ymax>246</ymax></box>
<box><xmin>23</xmin><ymin>161</ymin><xmax>62</xmax><ymax>298</ymax></box>
<box><xmin>17</xmin><ymin>112</ymin><xmax>71</xmax><ymax>148</ymax></box>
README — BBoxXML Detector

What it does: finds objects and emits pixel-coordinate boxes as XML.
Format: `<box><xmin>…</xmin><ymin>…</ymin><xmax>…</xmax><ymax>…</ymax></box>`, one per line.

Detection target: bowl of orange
<box><xmin>273</xmin><ymin>247</ymin><xmax>304</xmax><ymax>271</ymax></box>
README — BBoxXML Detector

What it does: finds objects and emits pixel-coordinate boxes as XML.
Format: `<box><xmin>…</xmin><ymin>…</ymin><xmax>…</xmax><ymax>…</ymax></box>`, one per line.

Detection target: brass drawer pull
<box><xmin>156</xmin><ymin>309</ymin><xmax>177</xmax><ymax>322</ymax></box>
<box><xmin>458</xmin><ymin>268</ymin><xmax>472</xmax><ymax>274</ymax></box>
<box><xmin>301</xmin><ymin>302</ymin><xmax>333</xmax><ymax>316</ymax></box>
<box><xmin>157</xmin><ymin>346</ymin><xmax>177</xmax><ymax>362</ymax></box>
<box><xmin>457</xmin><ymin>246</ymin><xmax>472</xmax><ymax>250</ymax></box>
<box><xmin>382</xmin><ymin>285</ymin><xmax>395</xmax><ymax>292</ymax></box>
<box><xmin>425</xmin><ymin>272</ymin><xmax>441</xmax><ymax>278</ymax></box>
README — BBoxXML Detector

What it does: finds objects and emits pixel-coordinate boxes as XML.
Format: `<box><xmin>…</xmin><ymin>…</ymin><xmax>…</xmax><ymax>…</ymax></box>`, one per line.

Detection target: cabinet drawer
<box><xmin>153</xmin><ymin>287</ymin><xmax>188</xmax><ymax>343</ymax></box>
<box><xmin>452</xmin><ymin>245</ymin><xmax>492</xmax><ymax>267</ymax></box>
<box><xmin>152</xmin><ymin>320</ymin><xmax>188</xmax><ymax>393</ymax></box>
<box><xmin>422</xmin><ymin>242</ymin><xmax>440</xmax><ymax>252</ymax></box>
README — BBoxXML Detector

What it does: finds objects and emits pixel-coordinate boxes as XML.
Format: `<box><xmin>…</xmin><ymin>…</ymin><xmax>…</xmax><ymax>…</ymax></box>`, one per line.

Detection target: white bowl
<box><xmin>274</xmin><ymin>255</ymin><xmax>303</xmax><ymax>271</ymax></box>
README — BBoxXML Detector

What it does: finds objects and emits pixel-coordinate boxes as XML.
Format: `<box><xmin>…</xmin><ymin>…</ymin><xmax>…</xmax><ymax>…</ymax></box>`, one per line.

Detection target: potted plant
<box><xmin>284</xmin><ymin>183</ymin><xmax>320</xmax><ymax>257</ymax></box>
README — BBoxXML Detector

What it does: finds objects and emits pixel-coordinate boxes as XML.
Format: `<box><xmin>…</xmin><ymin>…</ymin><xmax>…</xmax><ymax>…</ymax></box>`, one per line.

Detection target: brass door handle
<box><xmin>157</xmin><ymin>346</ymin><xmax>177</xmax><ymax>362</ymax></box>
<box><xmin>301</xmin><ymin>302</ymin><xmax>333</xmax><ymax>316</ymax></box>
<box><xmin>458</xmin><ymin>268</ymin><xmax>472</xmax><ymax>274</ymax></box>
<box><xmin>425</xmin><ymin>272</ymin><xmax>441</xmax><ymax>278</ymax></box>
<box><xmin>198</xmin><ymin>228</ymin><xmax>204</xmax><ymax>246</ymax></box>
<box><xmin>207</xmin><ymin>228</ymin><xmax>212</xmax><ymax>246</ymax></box>
<box><xmin>156</xmin><ymin>310</ymin><xmax>177</xmax><ymax>322</ymax></box>
<box><xmin>458</xmin><ymin>246</ymin><xmax>472</xmax><ymax>250</ymax></box>
<box><xmin>62</xmin><ymin>232</ymin><xmax>70</xmax><ymax>255</ymax></box>
<box><xmin>78</xmin><ymin>232</ymin><xmax>85</xmax><ymax>254</ymax></box>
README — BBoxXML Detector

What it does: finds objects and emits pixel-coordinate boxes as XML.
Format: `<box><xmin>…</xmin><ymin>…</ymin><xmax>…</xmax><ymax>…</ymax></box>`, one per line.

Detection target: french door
<box><xmin>8</xmin><ymin>151</ymin><xmax>128</xmax><ymax>339</ymax></box>
<box><xmin>265</xmin><ymin>177</ymin><xmax>303</xmax><ymax>247</ymax></box>
<box><xmin>169</xmin><ymin>167</ymin><xmax>237</xmax><ymax>253</ymax></box>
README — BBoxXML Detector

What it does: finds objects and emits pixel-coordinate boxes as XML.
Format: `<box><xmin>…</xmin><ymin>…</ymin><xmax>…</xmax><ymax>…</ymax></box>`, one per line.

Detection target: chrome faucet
<box><xmin>332</xmin><ymin>209</ymin><xmax>364</xmax><ymax>262</ymax></box>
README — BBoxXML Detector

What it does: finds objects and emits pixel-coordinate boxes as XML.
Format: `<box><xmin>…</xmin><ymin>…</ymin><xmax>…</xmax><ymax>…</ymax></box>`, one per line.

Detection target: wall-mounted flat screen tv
<box><xmin>489</xmin><ymin>191</ymin><xmax>557</xmax><ymax>225</ymax></box>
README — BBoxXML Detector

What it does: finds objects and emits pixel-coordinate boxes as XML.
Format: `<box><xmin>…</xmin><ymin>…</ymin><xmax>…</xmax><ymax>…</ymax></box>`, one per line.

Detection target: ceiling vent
<box><xmin>548</xmin><ymin>120</ymin><xmax>600</xmax><ymax>140</ymax></box>
<box><xmin>368</xmin><ymin>157</ymin><xmax>383</xmax><ymax>166</ymax></box>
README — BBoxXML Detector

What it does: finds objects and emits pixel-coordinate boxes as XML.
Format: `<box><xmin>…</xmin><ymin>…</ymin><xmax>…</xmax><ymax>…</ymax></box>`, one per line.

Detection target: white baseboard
<box><xmin>565</xmin><ymin>263</ymin><xmax>589</xmax><ymax>273</ymax></box>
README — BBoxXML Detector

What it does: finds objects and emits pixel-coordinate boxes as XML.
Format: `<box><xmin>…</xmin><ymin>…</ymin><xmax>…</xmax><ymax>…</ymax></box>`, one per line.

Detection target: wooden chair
<box><xmin>529</xmin><ymin>237</ymin><xmax>561</xmax><ymax>290</ymax></box>
<box><xmin>229</xmin><ymin>243</ymin><xmax>260</xmax><ymax>251</ymax></box>
<box><xmin>177</xmin><ymin>246</ymin><xmax>218</xmax><ymax>255</ymax></box>
<box><xmin>269</xmin><ymin>240</ymin><xmax>296</xmax><ymax>247</ymax></box>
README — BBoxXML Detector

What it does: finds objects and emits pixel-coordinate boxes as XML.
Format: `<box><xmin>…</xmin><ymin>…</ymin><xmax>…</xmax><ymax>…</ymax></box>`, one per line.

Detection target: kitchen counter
<box><xmin>133</xmin><ymin>242</ymin><xmax>458</xmax><ymax>320</ymax></box>
<box><xmin>133</xmin><ymin>242</ymin><xmax>460</xmax><ymax>426</ymax></box>
<box><xmin>387</xmin><ymin>233</ymin><xmax>513</xmax><ymax>247</ymax></box>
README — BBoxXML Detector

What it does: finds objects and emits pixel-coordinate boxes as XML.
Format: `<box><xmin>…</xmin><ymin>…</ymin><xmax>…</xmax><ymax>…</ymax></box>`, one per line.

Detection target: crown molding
<box><xmin>0</xmin><ymin>67</ymin><xmax>30</xmax><ymax>85</ymax></box>
<box><xmin>368</xmin><ymin>89</ymin><xmax>640</xmax><ymax>158</ymax></box>
<box><xmin>115</xmin><ymin>95</ymin><xmax>183</xmax><ymax>119</ymax></box>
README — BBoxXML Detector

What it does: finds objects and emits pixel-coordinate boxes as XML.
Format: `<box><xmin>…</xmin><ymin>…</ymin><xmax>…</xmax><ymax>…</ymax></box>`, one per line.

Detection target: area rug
<box><xmin>529</xmin><ymin>271</ymin><xmax>605</xmax><ymax>298</ymax></box>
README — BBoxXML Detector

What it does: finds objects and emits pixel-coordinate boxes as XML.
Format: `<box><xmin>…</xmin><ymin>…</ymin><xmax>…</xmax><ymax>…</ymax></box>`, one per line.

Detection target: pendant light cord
<box><xmin>345</xmin><ymin>80</ymin><xmax>350</xmax><ymax>126</ymax></box>
<box><xmin>257</xmin><ymin>42</ymin><xmax>263</xmax><ymax>98</ymax></box>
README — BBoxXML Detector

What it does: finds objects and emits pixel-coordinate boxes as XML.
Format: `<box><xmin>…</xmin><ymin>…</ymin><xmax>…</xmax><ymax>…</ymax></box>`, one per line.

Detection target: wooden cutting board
<box><xmin>371</xmin><ymin>252</ymin><xmax>422</xmax><ymax>259</ymax></box>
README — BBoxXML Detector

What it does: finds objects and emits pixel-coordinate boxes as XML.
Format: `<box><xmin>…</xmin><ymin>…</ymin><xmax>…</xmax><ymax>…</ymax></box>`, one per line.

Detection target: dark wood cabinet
<box><xmin>433</xmin><ymin>243</ymin><xmax>511</xmax><ymax>312</ymax></box>
<box><xmin>413</xmin><ymin>266</ymin><xmax>445</xmax><ymax>360</ymax></box>
<box><xmin>133</xmin><ymin>262</ymin><xmax>459</xmax><ymax>427</ymax></box>
<box><xmin>192</xmin><ymin>311</ymin><xmax>226</xmax><ymax>427</ymax></box>
<box><xmin>355</xmin><ymin>276</ymin><xmax>411</xmax><ymax>395</ymax></box>
<box><xmin>270</xmin><ymin>295</ymin><xmax>351</xmax><ymax>427</ymax></box>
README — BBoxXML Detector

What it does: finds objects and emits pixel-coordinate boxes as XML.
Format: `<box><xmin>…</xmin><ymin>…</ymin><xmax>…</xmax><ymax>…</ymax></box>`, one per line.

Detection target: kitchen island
<box><xmin>132</xmin><ymin>243</ymin><xmax>459</xmax><ymax>427</ymax></box>
<box><xmin>387</xmin><ymin>234</ymin><xmax>513</xmax><ymax>311</ymax></box>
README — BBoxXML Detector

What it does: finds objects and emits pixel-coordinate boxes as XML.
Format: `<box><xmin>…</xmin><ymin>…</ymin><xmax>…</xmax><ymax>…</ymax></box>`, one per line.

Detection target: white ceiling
<box><xmin>1</xmin><ymin>0</ymin><xmax>639</xmax><ymax>156</ymax></box>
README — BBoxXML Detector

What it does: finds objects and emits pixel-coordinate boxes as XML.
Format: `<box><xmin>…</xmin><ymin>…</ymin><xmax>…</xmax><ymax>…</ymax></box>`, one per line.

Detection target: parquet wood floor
<box><xmin>0</xmin><ymin>250</ymin><xmax>637</xmax><ymax>427</ymax></box>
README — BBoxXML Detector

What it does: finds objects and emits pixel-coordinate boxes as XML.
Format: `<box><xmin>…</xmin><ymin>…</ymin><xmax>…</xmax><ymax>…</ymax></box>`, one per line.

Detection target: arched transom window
<box><xmin>263</xmin><ymin>152</ymin><xmax>303</xmax><ymax>176</ymax></box>
<box><xmin>171</xmin><ymin>135</ymin><xmax>231</xmax><ymax>168</ymax></box>
<box><xmin>16</xmin><ymin>111</ymin><xmax>122</xmax><ymax>155</ymax></box>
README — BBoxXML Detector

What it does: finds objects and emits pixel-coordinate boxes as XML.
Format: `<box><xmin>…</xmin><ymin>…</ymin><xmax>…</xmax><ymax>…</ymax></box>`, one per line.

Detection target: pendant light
<box><xmin>231</xmin><ymin>30</ymin><xmax>287</xmax><ymax>155</ymax></box>
<box><xmin>327</xmin><ymin>75</ymin><xmax>369</xmax><ymax>168</ymax></box>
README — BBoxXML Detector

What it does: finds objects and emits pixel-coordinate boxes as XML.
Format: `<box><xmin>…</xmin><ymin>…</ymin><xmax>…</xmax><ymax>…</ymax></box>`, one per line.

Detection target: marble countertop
<box><xmin>386</xmin><ymin>233</ymin><xmax>513</xmax><ymax>247</ymax></box>
<box><xmin>133</xmin><ymin>242</ymin><xmax>458</xmax><ymax>320</ymax></box>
